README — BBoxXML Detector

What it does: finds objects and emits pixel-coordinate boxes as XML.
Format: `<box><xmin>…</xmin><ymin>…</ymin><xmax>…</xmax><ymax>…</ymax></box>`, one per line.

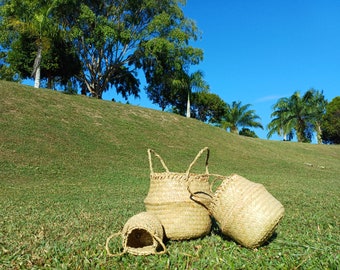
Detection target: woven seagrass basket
<box><xmin>144</xmin><ymin>147</ymin><xmax>213</xmax><ymax>240</ymax></box>
<box><xmin>105</xmin><ymin>212</ymin><xmax>166</xmax><ymax>256</ymax></box>
<box><xmin>209</xmin><ymin>173</ymin><xmax>285</xmax><ymax>248</ymax></box>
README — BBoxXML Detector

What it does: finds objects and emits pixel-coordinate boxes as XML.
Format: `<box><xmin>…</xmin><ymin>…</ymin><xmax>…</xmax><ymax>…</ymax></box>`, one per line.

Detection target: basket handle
<box><xmin>188</xmin><ymin>173</ymin><xmax>226</xmax><ymax>210</ymax></box>
<box><xmin>152</xmin><ymin>234</ymin><xmax>167</xmax><ymax>255</ymax></box>
<box><xmin>105</xmin><ymin>232</ymin><xmax>167</xmax><ymax>256</ymax></box>
<box><xmin>185</xmin><ymin>147</ymin><xmax>210</xmax><ymax>177</ymax></box>
<box><xmin>185</xmin><ymin>147</ymin><xmax>210</xmax><ymax>209</ymax></box>
<box><xmin>105</xmin><ymin>232</ymin><xmax>126</xmax><ymax>257</ymax></box>
<box><xmin>148</xmin><ymin>149</ymin><xmax>170</xmax><ymax>174</ymax></box>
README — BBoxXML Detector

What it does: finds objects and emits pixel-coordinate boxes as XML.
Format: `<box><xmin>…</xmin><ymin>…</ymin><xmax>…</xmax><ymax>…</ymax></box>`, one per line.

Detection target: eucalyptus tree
<box><xmin>220</xmin><ymin>101</ymin><xmax>263</xmax><ymax>134</ymax></box>
<box><xmin>140</xmin><ymin>3</ymin><xmax>203</xmax><ymax>110</ymax></box>
<box><xmin>59</xmin><ymin>0</ymin><xmax>202</xmax><ymax>100</ymax></box>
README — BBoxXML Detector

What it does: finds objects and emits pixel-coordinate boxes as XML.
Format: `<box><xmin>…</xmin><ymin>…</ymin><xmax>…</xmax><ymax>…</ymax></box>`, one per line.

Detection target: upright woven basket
<box><xmin>105</xmin><ymin>212</ymin><xmax>166</xmax><ymax>256</ymax></box>
<box><xmin>209</xmin><ymin>174</ymin><xmax>285</xmax><ymax>248</ymax></box>
<box><xmin>144</xmin><ymin>147</ymin><xmax>213</xmax><ymax>240</ymax></box>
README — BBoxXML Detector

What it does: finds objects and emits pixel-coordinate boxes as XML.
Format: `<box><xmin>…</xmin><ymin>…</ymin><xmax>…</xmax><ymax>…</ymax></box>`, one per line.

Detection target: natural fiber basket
<box><xmin>105</xmin><ymin>212</ymin><xmax>166</xmax><ymax>256</ymax></box>
<box><xmin>144</xmin><ymin>147</ymin><xmax>213</xmax><ymax>240</ymax></box>
<box><xmin>209</xmin><ymin>173</ymin><xmax>285</xmax><ymax>248</ymax></box>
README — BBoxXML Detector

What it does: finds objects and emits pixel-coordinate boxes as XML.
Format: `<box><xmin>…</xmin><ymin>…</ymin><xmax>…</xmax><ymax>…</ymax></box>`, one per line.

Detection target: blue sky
<box><xmin>107</xmin><ymin>0</ymin><xmax>340</xmax><ymax>142</ymax></box>
<box><xmin>179</xmin><ymin>0</ymin><xmax>340</xmax><ymax>141</ymax></box>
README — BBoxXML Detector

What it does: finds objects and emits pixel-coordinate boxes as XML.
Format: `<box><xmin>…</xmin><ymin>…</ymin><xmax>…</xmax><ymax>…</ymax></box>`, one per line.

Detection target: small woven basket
<box><xmin>105</xmin><ymin>212</ymin><xmax>166</xmax><ymax>256</ymax></box>
<box><xmin>144</xmin><ymin>147</ymin><xmax>213</xmax><ymax>240</ymax></box>
<box><xmin>209</xmin><ymin>173</ymin><xmax>285</xmax><ymax>248</ymax></box>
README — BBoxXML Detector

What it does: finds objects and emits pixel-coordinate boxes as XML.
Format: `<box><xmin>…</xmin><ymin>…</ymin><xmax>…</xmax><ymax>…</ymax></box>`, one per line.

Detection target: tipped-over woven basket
<box><xmin>105</xmin><ymin>212</ymin><xmax>166</xmax><ymax>256</ymax></box>
<box><xmin>144</xmin><ymin>147</ymin><xmax>213</xmax><ymax>240</ymax></box>
<box><xmin>209</xmin><ymin>174</ymin><xmax>285</xmax><ymax>248</ymax></box>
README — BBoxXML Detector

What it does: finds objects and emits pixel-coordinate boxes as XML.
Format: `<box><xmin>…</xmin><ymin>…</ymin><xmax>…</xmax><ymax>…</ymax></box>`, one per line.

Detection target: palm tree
<box><xmin>6</xmin><ymin>0</ymin><xmax>60</xmax><ymax>88</ymax></box>
<box><xmin>185</xmin><ymin>70</ymin><xmax>209</xmax><ymax>118</ymax></box>
<box><xmin>304</xmin><ymin>89</ymin><xmax>327</xmax><ymax>144</ymax></box>
<box><xmin>267</xmin><ymin>97</ymin><xmax>295</xmax><ymax>141</ymax></box>
<box><xmin>267</xmin><ymin>90</ymin><xmax>326</xmax><ymax>143</ymax></box>
<box><xmin>267</xmin><ymin>91</ymin><xmax>309</xmax><ymax>142</ymax></box>
<box><xmin>220</xmin><ymin>101</ymin><xmax>263</xmax><ymax>134</ymax></box>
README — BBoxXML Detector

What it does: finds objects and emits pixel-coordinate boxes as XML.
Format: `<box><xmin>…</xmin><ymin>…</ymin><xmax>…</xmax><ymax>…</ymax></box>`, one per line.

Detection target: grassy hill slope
<box><xmin>1</xmin><ymin>80</ymin><xmax>339</xmax><ymax>269</ymax></box>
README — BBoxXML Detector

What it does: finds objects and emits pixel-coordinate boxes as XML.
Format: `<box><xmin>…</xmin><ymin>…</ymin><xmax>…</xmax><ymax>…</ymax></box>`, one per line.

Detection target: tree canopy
<box><xmin>321</xmin><ymin>96</ymin><xmax>340</xmax><ymax>144</ymax></box>
<box><xmin>220</xmin><ymin>101</ymin><xmax>263</xmax><ymax>135</ymax></box>
<box><xmin>0</xmin><ymin>0</ymin><xmax>203</xmax><ymax>100</ymax></box>
<box><xmin>0</xmin><ymin>0</ymin><xmax>67</xmax><ymax>88</ymax></box>
<box><xmin>191</xmin><ymin>92</ymin><xmax>226</xmax><ymax>123</ymax></box>
<box><xmin>267</xmin><ymin>89</ymin><xmax>327</xmax><ymax>143</ymax></box>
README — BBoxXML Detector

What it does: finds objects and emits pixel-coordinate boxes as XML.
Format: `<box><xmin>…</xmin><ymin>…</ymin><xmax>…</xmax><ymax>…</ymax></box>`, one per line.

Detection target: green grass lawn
<box><xmin>0</xmin><ymin>80</ymin><xmax>339</xmax><ymax>269</ymax></box>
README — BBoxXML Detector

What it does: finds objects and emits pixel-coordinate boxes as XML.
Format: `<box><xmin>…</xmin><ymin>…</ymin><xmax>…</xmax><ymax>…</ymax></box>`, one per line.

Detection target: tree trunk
<box><xmin>34</xmin><ymin>66</ymin><xmax>41</xmax><ymax>88</ymax></box>
<box><xmin>230</xmin><ymin>126</ymin><xmax>238</xmax><ymax>134</ymax></box>
<box><xmin>32</xmin><ymin>45</ymin><xmax>42</xmax><ymax>89</ymax></box>
<box><xmin>186</xmin><ymin>91</ymin><xmax>190</xmax><ymax>118</ymax></box>
<box><xmin>316</xmin><ymin>122</ymin><xmax>322</xmax><ymax>144</ymax></box>
<box><xmin>296</xmin><ymin>119</ymin><xmax>307</xmax><ymax>142</ymax></box>
<box><xmin>47</xmin><ymin>75</ymin><xmax>53</xmax><ymax>89</ymax></box>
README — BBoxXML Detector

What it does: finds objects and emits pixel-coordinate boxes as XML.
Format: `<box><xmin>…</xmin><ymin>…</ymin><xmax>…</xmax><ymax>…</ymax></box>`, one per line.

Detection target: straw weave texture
<box><xmin>144</xmin><ymin>148</ymin><xmax>213</xmax><ymax>240</ymax></box>
<box><xmin>210</xmin><ymin>174</ymin><xmax>285</xmax><ymax>248</ymax></box>
<box><xmin>105</xmin><ymin>212</ymin><xmax>166</xmax><ymax>256</ymax></box>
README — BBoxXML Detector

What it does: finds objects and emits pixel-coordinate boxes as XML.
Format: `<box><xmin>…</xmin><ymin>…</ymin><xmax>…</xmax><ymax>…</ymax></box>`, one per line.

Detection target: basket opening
<box><xmin>126</xmin><ymin>229</ymin><xmax>153</xmax><ymax>248</ymax></box>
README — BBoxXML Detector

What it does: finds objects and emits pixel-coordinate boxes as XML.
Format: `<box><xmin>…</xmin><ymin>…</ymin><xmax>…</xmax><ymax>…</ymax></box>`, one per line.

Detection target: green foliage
<box><xmin>321</xmin><ymin>96</ymin><xmax>340</xmax><ymax>144</ymax></box>
<box><xmin>1</xmin><ymin>81</ymin><xmax>339</xmax><ymax>268</ymax></box>
<box><xmin>62</xmin><ymin>0</ymin><xmax>202</xmax><ymax>99</ymax></box>
<box><xmin>239</xmin><ymin>128</ymin><xmax>258</xmax><ymax>138</ymax></box>
<box><xmin>1</xmin><ymin>0</ymin><xmax>202</xmax><ymax>101</ymax></box>
<box><xmin>267</xmin><ymin>89</ymin><xmax>327</xmax><ymax>143</ymax></box>
<box><xmin>0</xmin><ymin>51</ymin><xmax>20</xmax><ymax>81</ymax></box>
<box><xmin>0</xmin><ymin>0</ymin><xmax>79</xmax><ymax>88</ymax></box>
<box><xmin>6</xmin><ymin>32</ymin><xmax>81</xmax><ymax>87</ymax></box>
<box><xmin>220</xmin><ymin>101</ymin><xmax>263</xmax><ymax>134</ymax></box>
<box><xmin>191</xmin><ymin>91</ymin><xmax>226</xmax><ymax>123</ymax></box>
<box><xmin>166</xmin><ymin>70</ymin><xmax>209</xmax><ymax>117</ymax></box>
<box><xmin>140</xmin><ymin>2</ymin><xmax>203</xmax><ymax>109</ymax></box>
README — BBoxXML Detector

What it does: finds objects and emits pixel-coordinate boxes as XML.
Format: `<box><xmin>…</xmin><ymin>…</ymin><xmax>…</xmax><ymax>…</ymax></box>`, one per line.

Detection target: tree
<box><xmin>239</xmin><ymin>128</ymin><xmax>258</xmax><ymax>138</ymax></box>
<box><xmin>144</xmin><ymin>61</ymin><xmax>189</xmax><ymax>111</ymax></box>
<box><xmin>140</xmin><ymin>4</ymin><xmax>203</xmax><ymax>109</ymax></box>
<box><xmin>305</xmin><ymin>89</ymin><xmax>327</xmax><ymax>144</ymax></box>
<box><xmin>191</xmin><ymin>92</ymin><xmax>226</xmax><ymax>123</ymax></box>
<box><xmin>6</xmin><ymin>32</ymin><xmax>81</xmax><ymax>89</ymax></box>
<box><xmin>60</xmin><ymin>0</ymin><xmax>202</xmax><ymax>100</ymax></box>
<box><xmin>1</xmin><ymin>0</ymin><xmax>62</xmax><ymax>88</ymax></box>
<box><xmin>267</xmin><ymin>89</ymin><xmax>327</xmax><ymax>143</ymax></box>
<box><xmin>220</xmin><ymin>101</ymin><xmax>263</xmax><ymax>134</ymax></box>
<box><xmin>267</xmin><ymin>97</ymin><xmax>295</xmax><ymax>141</ymax></box>
<box><xmin>321</xmin><ymin>96</ymin><xmax>340</xmax><ymax>144</ymax></box>
<box><xmin>0</xmin><ymin>50</ymin><xmax>19</xmax><ymax>81</ymax></box>
<box><xmin>184</xmin><ymin>70</ymin><xmax>209</xmax><ymax>118</ymax></box>
<box><xmin>161</xmin><ymin>70</ymin><xmax>209</xmax><ymax>116</ymax></box>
